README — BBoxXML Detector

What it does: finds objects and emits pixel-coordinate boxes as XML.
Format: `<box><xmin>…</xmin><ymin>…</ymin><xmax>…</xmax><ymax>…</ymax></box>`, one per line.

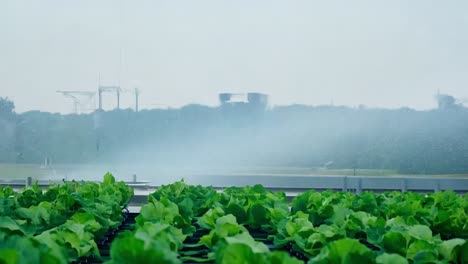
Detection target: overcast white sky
<box><xmin>1</xmin><ymin>0</ymin><xmax>467</xmax><ymax>113</ymax></box>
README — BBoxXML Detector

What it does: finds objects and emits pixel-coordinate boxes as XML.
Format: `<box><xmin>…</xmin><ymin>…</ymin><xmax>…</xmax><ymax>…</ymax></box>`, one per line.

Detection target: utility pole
<box><xmin>98</xmin><ymin>89</ymin><xmax>103</xmax><ymax>110</ymax></box>
<box><xmin>117</xmin><ymin>90</ymin><xmax>120</xmax><ymax>109</ymax></box>
<box><xmin>135</xmin><ymin>88</ymin><xmax>140</xmax><ymax>112</ymax></box>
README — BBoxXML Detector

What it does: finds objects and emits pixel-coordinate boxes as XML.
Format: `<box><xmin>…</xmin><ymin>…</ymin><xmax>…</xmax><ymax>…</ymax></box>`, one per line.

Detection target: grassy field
<box><xmin>1</xmin><ymin>163</ymin><xmax>468</xmax><ymax>180</ymax></box>
<box><xmin>0</xmin><ymin>164</ymin><xmax>51</xmax><ymax>179</ymax></box>
<box><xmin>222</xmin><ymin>166</ymin><xmax>399</xmax><ymax>176</ymax></box>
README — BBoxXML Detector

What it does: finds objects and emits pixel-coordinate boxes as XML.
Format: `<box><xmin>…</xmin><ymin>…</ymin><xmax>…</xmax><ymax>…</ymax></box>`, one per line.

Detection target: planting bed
<box><xmin>2</xmin><ymin>177</ymin><xmax>468</xmax><ymax>263</ymax></box>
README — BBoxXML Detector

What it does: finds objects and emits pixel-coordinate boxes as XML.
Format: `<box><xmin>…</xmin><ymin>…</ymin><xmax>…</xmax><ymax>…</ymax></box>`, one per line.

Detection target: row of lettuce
<box><xmin>1</xmin><ymin>177</ymin><xmax>467</xmax><ymax>263</ymax></box>
<box><xmin>107</xmin><ymin>182</ymin><xmax>301</xmax><ymax>264</ymax></box>
<box><xmin>108</xmin><ymin>180</ymin><xmax>468</xmax><ymax>264</ymax></box>
<box><xmin>0</xmin><ymin>173</ymin><xmax>134</xmax><ymax>263</ymax></box>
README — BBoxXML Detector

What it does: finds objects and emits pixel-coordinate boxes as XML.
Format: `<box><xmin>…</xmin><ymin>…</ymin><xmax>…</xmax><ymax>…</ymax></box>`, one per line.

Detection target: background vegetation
<box><xmin>1</xmin><ymin>97</ymin><xmax>467</xmax><ymax>175</ymax></box>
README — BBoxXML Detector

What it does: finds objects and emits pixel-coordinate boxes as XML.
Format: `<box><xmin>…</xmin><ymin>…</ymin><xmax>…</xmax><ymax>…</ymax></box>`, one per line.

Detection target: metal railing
<box><xmin>2</xmin><ymin>175</ymin><xmax>467</xmax><ymax>208</ymax></box>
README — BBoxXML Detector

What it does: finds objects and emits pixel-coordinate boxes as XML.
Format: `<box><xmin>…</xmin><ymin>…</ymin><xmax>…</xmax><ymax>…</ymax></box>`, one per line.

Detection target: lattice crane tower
<box><xmin>56</xmin><ymin>91</ymin><xmax>96</xmax><ymax>114</ymax></box>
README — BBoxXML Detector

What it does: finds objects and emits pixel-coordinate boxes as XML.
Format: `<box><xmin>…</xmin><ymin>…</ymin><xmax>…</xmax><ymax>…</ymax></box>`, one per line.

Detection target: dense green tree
<box><xmin>1</xmin><ymin>98</ymin><xmax>468</xmax><ymax>175</ymax></box>
<box><xmin>0</xmin><ymin>97</ymin><xmax>15</xmax><ymax>115</ymax></box>
<box><xmin>0</xmin><ymin>97</ymin><xmax>16</xmax><ymax>162</ymax></box>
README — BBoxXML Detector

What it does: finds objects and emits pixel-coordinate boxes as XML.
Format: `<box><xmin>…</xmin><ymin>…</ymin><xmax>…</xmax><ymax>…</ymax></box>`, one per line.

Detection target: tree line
<box><xmin>1</xmin><ymin>97</ymin><xmax>467</xmax><ymax>174</ymax></box>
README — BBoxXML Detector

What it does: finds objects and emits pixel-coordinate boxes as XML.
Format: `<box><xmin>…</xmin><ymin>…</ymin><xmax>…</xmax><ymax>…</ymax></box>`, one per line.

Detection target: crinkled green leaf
<box><xmin>438</xmin><ymin>238</ymin><xmax>466</xmax><ymax>263</ymax></box>
<box><xmin>106</xmin><ymin>232</ymin><xmax>181</xmax><ymax>264</ymax></box>
<box><xmin>407</xmin><ymin>240</ymin><xmax>435</xmax><ymax>260</ymax></box>
<box><xmin>0</xmin><ymin>216</ymin><xmax>25</xmax><ymax>235</ymax></box>
<box><xmin>376</xmin><ymin>253</ymin><xmax>408</xmax><ymax>264</ymax></box>
<box><xmin>197</xmin><ymin>207</ymin><xmax>225</xmax><ymax>230</ymax></box>
<box><xmin>308</xmin><ymin>238</ymin><xmax>375</xmax><ymax>264</ymax></box>
<box><xmin>407</xmin><ymin>225</ymin><xmax>433</xmax><ymax>241</ymax></box>
<box><xmin>382</xmin><ymin>231</ymin><xmax>408</xmax><ymax>256</ymax></box>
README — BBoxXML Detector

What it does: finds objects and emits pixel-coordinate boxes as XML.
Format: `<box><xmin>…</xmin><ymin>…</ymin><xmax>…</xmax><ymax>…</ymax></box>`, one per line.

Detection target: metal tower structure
<box><xmin>56</xmin><ymin>91</ymin><xmax>96</xmax><ymax>114</ymax></box>
<box><xmin>98</xmin><ymin>85</ymin><xmax>122</xmax><ymax>110</ymax></box>
<box><xmin>219</xmin><ymin>93</ymin><xmax>269</xmax><ymax>107</ymax></box>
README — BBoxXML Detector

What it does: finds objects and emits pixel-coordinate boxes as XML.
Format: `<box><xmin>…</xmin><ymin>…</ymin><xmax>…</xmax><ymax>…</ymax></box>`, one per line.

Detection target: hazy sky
<box><xmin>1</xmin><ymin>0</ymin><xmax>467</xmax><ymax>113</ymax></box>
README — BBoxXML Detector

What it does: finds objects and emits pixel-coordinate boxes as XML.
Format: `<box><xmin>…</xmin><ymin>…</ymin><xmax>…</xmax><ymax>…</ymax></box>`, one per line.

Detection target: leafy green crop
<box><xmin>308</xmin><ymin>238</ymin><xmax>376</xmax><ymax>264</ymax></box>
<box><xmin>136</xmin><ymin>196</ymin><xmax>195</xmax><ymax>235</ymax></box>
<box><xmin>201</xmin><ymin>216</ymin><xmax>303</xmax><ymax>264</ymax></box>
<box><xmin>7</xmin><ymin>177</ymin><xmax>460</xmax><ymax>264</ymax></box>
<box><xmin>0</xmin><ymin>173</ymin><xmax>133</xmax><ymax>264</ymax></box>
<box><xmin>107</xmin><ymin>181</ymin><xmax>467</xmax><ymax>264</ymax></box>
<box><xmin>109</xmin><ymin>181</ymin><xmax>304</xmax><ymax>264</ymax></box>
<box><xmin>199</xmin><ymin>214</ymin><xmax>248</xmax><ymax>249</ymax></box>
<box><xmin>106</xmin><ymin>223</ymin><xmax>185</xmax><ymax>264</ymax></box>
<box><xmin>109</xmin><ymin>182</ymin><xmax>196</xmax><ymax>264</ymax></box>
<box><xmin>286</xmin><ymin>189</ymin><xmax>468</xmax><ymax>263</ymax></box>
<box><xmin>151</xmin><ymin>180</ymin><xmax>218</xmax><ymax>218</ymax></box>
<box><xmin>209</xmin><ymin>229</ymin><xmax>304</xmax><ymax>264</ymax></box>
<box><xmin>218</xmin><ymin>184</ymin><xmax>289</xmax><ymax>231</ymax></box>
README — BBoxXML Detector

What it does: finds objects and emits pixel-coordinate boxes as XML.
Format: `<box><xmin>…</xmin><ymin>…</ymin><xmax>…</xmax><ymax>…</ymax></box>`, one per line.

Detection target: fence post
<box><xmin>356</xmin><ymin>177</ymin><xmax>362</xmax><ymax>194</ymax></box>
<box><xmin>434</xmin><ymin>179</ymin><xmax>440</xmax><ymax>192</ymax></box>
<box><xmin>401</xmin><ymin>178</ymin><xmax>407</xmax><ymax>192</ymax></box>
<box><xmin>342</xmin><ymin>176</ymin><xmax>348</xmax><ymax>192</ymax></box>
<box><xmin>133</xmin><ymin>174</ymin><xmax>137</xmax><ymax>183</ymax></box>
<box><xmin>26</xmin><ymin>177</ymin><xmax>33</xmax><ymax>187</ymax></box>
